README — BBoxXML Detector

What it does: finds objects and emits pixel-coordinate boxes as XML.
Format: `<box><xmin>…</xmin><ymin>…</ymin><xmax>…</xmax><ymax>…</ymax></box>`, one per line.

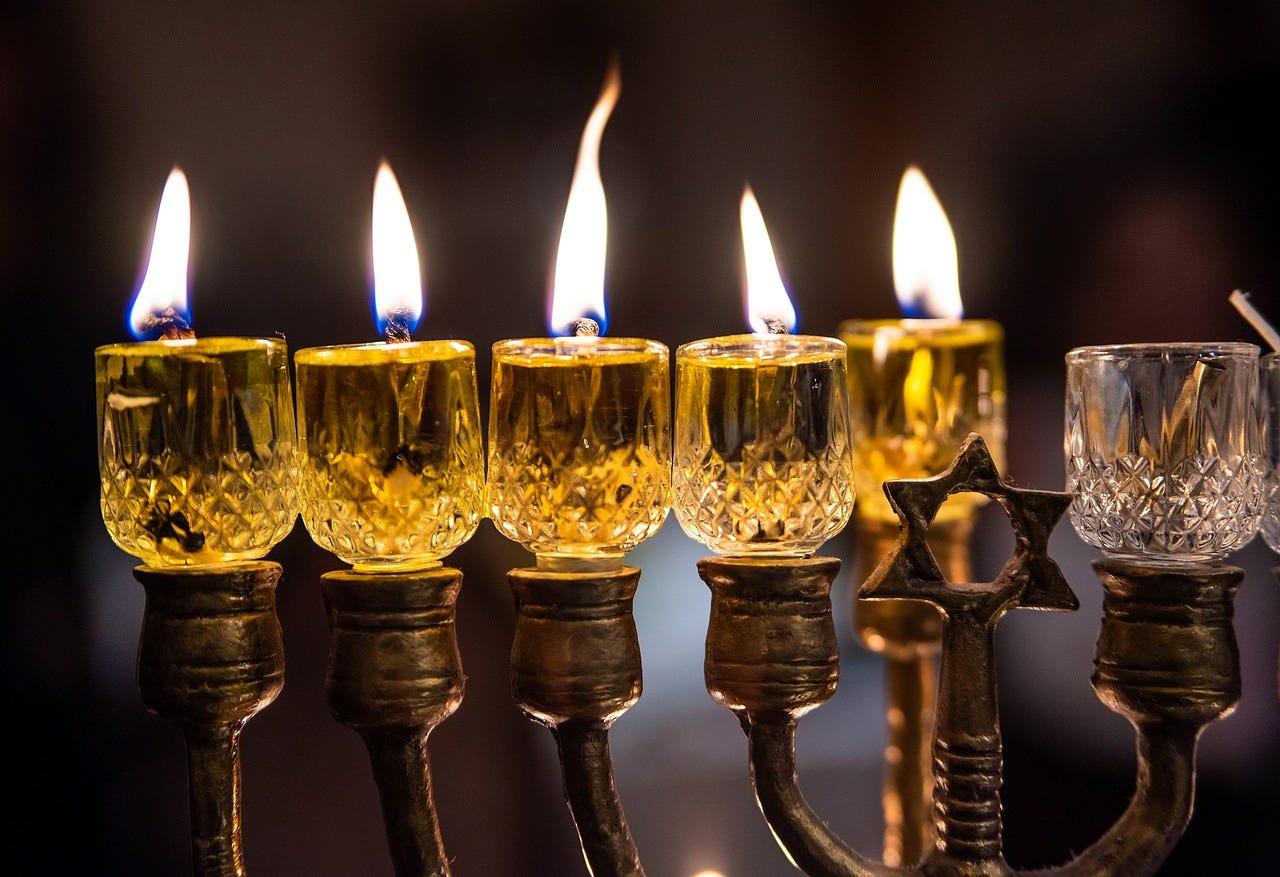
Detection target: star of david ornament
<box><xmin>859</xmin><ymin>433</ymin><xmax>1079</xmax><ymax>621</ymax></box>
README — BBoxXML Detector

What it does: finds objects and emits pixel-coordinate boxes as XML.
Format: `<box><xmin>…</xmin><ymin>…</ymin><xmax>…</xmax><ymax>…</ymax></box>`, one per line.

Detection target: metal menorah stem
<box><xmin>507</xmin><ymin>565</ymin><xmax>646</xmax><ymax>877</ymax></box>
<box><xmin>133</xmin><ymin>561</ymin><xmax>286</xmax><ymax>877</ymax></box>
<box><xmin>694</xmin><ymin>434</ymin><xmax>1242</xmax><ymax>877</ymax></box>
<box><xmin>320</xmin><ymin>568</ymin><xmax>465</xmax><ymax>877</ymax></box>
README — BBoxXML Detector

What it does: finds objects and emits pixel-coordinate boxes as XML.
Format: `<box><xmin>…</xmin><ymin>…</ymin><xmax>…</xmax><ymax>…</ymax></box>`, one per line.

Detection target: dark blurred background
<box><xmin>3</xmin><ymin>2</ymin><xmax>1278</xmax><ymax>874</ymax></box>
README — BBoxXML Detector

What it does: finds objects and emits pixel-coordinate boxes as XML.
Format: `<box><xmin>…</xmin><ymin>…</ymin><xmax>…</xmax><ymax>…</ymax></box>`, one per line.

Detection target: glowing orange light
<box><xmin>892</xmin><ymin>165</ymin><xmax>962</xmax><ymax>319</ymax></box>
<box><xmin>371</xmin><ymin>161</ymin><xmax>424</xmax><ymax>340</ymax></box>
<box><xmin>740</xmin><ymin>184</ymin><xmax>796</xmax><ymax>335</ymax></box>
<box><xmin>549</xmin><ymin>60</ymin><xmax>621</xmax><ymax>336</ymax></box>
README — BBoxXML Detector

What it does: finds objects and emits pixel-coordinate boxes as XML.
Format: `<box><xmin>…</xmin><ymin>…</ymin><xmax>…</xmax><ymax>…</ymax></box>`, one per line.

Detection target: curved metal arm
<box><xmin>554</xmin><ymin>718</ymin><xmax>644</xmax><ymax>877</ymax></box>
<box><xmin>748</xmin><ymin>716</ymin><xmax>901</xmax><ymax>877</ymax></box>
<box><xmin>1032</xmin><ymin>722</ymin><xmax>1197</xmax><ymax>877</ymax></box>
<box><xmin>1025</xmin><ymin>558</ymin><xmax>1242</xmax><ymax>877</ymax></box>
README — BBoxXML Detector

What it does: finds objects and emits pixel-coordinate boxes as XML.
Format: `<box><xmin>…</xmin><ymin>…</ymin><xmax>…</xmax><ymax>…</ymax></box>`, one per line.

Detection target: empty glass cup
<box><xmin>1258</xmin><ymin>351</ymin><xmax>1280</xmax><ymax>553</ymax></box>
<box><xmin>1064</xmin><ymin>342</ymin><xmax>1266</xmax><ymax>565</ymax></box>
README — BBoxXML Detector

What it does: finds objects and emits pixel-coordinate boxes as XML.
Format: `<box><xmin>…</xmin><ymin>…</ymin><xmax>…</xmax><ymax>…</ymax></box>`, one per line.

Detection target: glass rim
<box><xmin>676</xmin><ymin>333</ymin><xmax>845</xmax><ymax>361</ymax></box>
<box><xmin>1065</xmin><ymin>341</ymin><xmax>1260</xmax><ymax>362</ymax></box>
<box><xmin>295</xmin><ymin>338</ymin><xmax>474</xmax><ymax>364</ymax></box>
<box><xmin>95</xmin><ymin>336</ymin><xmax>288</xmax><ymax>356</ymax></box>
<box><xmin>836</xmin><ymin>317</ymin><xmax>1003</xmax><ymax>336</ymax></box>
<box><xmin>492</xmin><ymin>336</ymin><xmax>668</xmax><ymax>359</ymax></box>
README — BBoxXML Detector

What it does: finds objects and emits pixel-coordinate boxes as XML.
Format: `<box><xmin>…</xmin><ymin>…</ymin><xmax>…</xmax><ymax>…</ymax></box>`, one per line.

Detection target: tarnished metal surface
<box><xmin>1037</xmin><ymin>559</ymin><xmax>1242</xmax><ymax>877</ymax></box>
<box><xmin>508</xmin><ymin>565</ymin><xmax>645</xmax><ymax>877</ymax></box>
<box><xmin>701</xmin><ymin>555</ymin><xmax>895</xmax><ymax>877</ymax></box>
<box><xmin>322</xmin><ymin>567</ymin><xmax>465</xmax><ymax>877</ymax></box>
<box><xmin>861</xmin><ymin>433</ymin><xmax>1077</xmax><ymax>874</ymax></box>
<box><xmin>134</xmin><ymin>561</ymin><xmax>285</xmax><ymax>877</ymax></box>
<box><xmin>696</xmin><ymin>433</ymin><xmax>1242</xmax><ymax>877</ymax></box>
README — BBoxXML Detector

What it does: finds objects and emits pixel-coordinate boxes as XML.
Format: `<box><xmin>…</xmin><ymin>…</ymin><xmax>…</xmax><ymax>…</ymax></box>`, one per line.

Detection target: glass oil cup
<box><xmin>294</xmin><ymin>340</ymin><xmax>485</xmax><ymax>572</ymax></box>
<box><xmin>1064</xmin><ymin>342</ymin><xmax>1266</xmax><ymax>566</ymax></box>
<box><xmin>96</xmin><ymin>336</ymin><xmax>298</xmax><ymax>567</ymax></box>
<box><xmin>672</xmin><ymin>334</ymin><xmax>855</xmax><ymax>557</ymax></box>
<box><xmin>486</xmin><ymin>337</ymin><xmax>671</xmax><ymax>569</ymax></box>
<box><xmin>1258</xmin><ymin>351</ymin><xmax>1280</xmax><ymax>553</ymax></box>
<box><xmin>839</xmin><ymin>318</ymin><xmax>1005</xmax><ymax>525</ymax></box>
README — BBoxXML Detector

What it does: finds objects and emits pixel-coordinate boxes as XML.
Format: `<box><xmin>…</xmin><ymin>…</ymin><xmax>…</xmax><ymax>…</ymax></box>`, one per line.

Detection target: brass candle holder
<box><xmin>320</xmin><ymin>568</ymin><xmax>464</xmax><ymax>876</ymax></box>
<box><xmin>134</xmin><ymin>562</ymin><xmax>286</xmax><ymax>877</ymax></box>
<box><xmin>698</xmin><ymin>434</ymin><xmax>1243</xmax><ymax>877</ymax></box>
<box><xmin>487</xmin><ymin>334</ymin><xmax>671</xmax><ymax>877</ymax></box>
<box><xmin>96</xmin><ymin>167</ymin><xmax>300</xmax><ymax>875</ymax></box>
<box><xmin>508</xmin><ymin>565</ymin><xmax>645</xmax><ymax>877</ymax></box>
<box><xmin>840</xmin><ymin>315</ymin><xmax>1006</xmax><ymax>866</ymax></box>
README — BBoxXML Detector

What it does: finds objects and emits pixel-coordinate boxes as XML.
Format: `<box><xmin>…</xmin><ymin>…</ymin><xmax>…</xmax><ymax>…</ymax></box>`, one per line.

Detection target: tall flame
<box><xmin>741</xmin><ymin>185</ymin><xmax>796</xmax><ymax>335</ymax></box>
<box><xmin>549</xmin><ymin>59</ymin><xmax>621</xmax><ymax>337</ymax></box>
<box><xmin>129</xmin><ymin>167</ymin><xmax>192</xmax><ymax>339</ymax></box>
<box><xmin>892</xmin><ymin>166</ymin><xmax>962</xmax><ymax>320</ymax></box>
<box><xmin>372</xmin><ymin>161</ymin><xmax>424</xmax><ymax>341</ymax></box>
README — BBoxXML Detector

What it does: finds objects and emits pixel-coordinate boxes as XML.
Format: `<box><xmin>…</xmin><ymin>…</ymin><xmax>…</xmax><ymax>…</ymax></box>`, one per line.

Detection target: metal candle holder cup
<box><xmin>487</xmin><ymin>336</ymin><xmax>671</xmax><ymax>877</ymax></box>
<box><xmin>96</xmin><ymin>336</ymin><xmax>298</xmax><ymax>877</ymax></box>
<box><xmin>293</xmin><ymin>339</ymin><xmax>486</xmax><ymax>877</ymax></box>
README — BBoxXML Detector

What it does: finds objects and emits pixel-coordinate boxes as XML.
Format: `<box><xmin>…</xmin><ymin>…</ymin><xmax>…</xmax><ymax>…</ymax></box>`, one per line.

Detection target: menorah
<box><xmin>103</xmin><ymin>332</ymin><xmax>1268</xmax><ymax>877</ymax></box>
<box><xmin>94</xmin><ymin>83</ymin><xmax>1273</xmax><ymax>874</ymax></box>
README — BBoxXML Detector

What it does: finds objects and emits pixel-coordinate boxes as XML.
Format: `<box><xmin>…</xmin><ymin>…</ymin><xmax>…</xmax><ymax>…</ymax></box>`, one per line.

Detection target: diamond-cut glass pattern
<box><xmin>673</xmin><ymin>336</ymin><xmax>854</xmax><ymax>556</ymax></box>
<box><xmin>100</xmin><ymin>448</ymin><xmax>297</xmax><ymax>566</ymax></box>
<box><xmin>1064</xmin><ymin>343</ymin><xmax>1264</xmax><ymax>563</ymax></box>
<box><xmin>296</xmin><ymin>342</ymin><xmax>484</xmax><ymax>570</ymax></box>
<box><xmin>1067</xmin><ymin>451</ymin><xmax>1265</xmax><ymax>561</ymax></box>
<box><xmin>96</xmin><ymin>338</ymin><xmax>298</xmax><ymax>567</ymax></box>
<box><xmin>1258</xmin><ymin>353</ymin><xmax>1280</xmax><ymax>553</ymax></box>
<box><xmin>487</xmin><ymin>340</ymin><xmax>671</xmax><ymax>558</ymax></box>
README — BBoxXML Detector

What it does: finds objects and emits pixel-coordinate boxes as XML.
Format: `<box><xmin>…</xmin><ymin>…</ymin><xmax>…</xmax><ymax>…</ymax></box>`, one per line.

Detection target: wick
<box><xmin>763</xmin><ymin>317</ymin><xmax>789</xmax><ymax>335</ymax></box>
<box><xmin>384</xmin><ymin>310</ymin><xmax>413</xmax><ymax>344</ymax></box>
<box><xmin>573</xmin><ymin>318</ymin><xmax>600</xmax><ymax>337</ymax></box>
<box><xmin>140</xmin><ymin>309</ymin><xmax>194</xmax><ymax>340</ymax></box>
<box><xmin>1228</xmin><ymin>289</ymin><xmax>1280</xmax><ymax>351</ymax></box>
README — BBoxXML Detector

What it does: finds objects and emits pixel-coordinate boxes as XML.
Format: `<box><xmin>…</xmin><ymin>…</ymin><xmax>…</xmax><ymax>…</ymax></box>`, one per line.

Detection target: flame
<box><xmin>892</xmin><ymin>166</ymin><xmax>962</xmax><ymax>320</ymax></box>
<box><xmin>740</xmin><ymin>185</ymin><xmax>796</xmax><ymax>335</ymax></box>
<box><xmin>549</xmin><ymin>60</ymin><xmax>621</xmax><ymax>337</ymax></box>
<box><xmin>372</xmin><ymin>161</ymin><xmax>423</xmax><ymax>341</ymax></box>
<box><xmin>129</xmin><ymin>167</ymin><xmax>192</xmax><ymax>339</ymax></box>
